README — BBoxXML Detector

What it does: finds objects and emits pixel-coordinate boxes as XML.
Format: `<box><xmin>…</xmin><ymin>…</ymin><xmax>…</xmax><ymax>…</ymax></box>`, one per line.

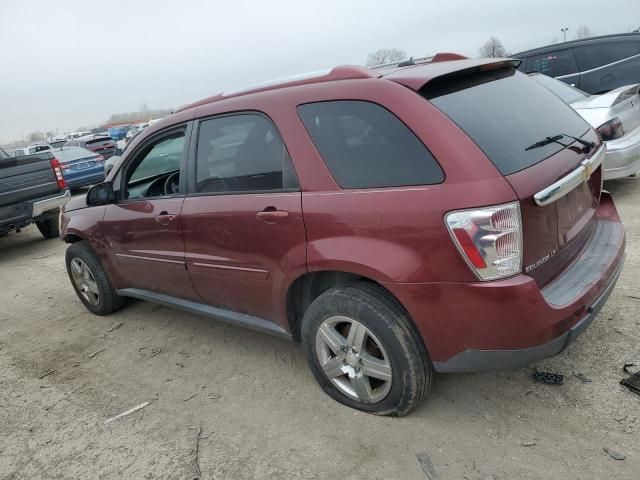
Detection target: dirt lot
<box><xmin>1</xmin><ymin>181</ymin><xmax>639</xmax><ymax>480</ymax></box>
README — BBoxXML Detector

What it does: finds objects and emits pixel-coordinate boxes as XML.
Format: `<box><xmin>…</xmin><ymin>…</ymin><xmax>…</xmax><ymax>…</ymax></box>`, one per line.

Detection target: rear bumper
<box><xmin>384</xmin><ymin>192</ymin><xmax>626</xmax><ymax>372</ymax></box>
<box><xmin>65</xmin><ymin>171</ymin><xmax>105</xmax><ymax>189</ymax></box>
<box><xmin>431</xmin><ymin>254</ymin><xmax>623</xmax><ymax>372</ymax></box>
<box><xmin>603</xmin><ymin>126</ymin><xmax>640</xmax><ymax>180</ymax></box>
<box><xmin>0</xmin><ymin>190</ymin><xmax>70</xmax><ymax>231</ymax></box>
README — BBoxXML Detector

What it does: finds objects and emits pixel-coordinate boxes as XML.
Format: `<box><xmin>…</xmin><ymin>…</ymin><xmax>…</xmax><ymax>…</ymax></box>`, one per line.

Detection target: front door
<box><xmin>181</xmin><ymin>113</ymin><xmax>307</xmax><ymax>328</ymax></box>
<box><xmin>102</xmin><ymin>125</ymin><xmax>198</xmax><ymax>301</ymax></box>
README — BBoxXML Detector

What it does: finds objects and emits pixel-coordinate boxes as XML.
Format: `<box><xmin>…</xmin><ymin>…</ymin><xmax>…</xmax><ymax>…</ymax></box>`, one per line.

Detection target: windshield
<box><xmin>529</xmin><ymin>74</ymin><xmax>589</xmax><ymax>104</ymax></box>
<box><xmin>423</xmin><ymin>68</ymin><xmax>590</xmax><ymax>175</ymax></box>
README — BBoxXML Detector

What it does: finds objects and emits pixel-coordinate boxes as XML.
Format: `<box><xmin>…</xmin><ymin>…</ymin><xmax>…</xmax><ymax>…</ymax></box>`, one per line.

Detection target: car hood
<box><xmin>64</xmin><ymin>193</ymin><xmax>88</xmax><ymax>212</ymax></box>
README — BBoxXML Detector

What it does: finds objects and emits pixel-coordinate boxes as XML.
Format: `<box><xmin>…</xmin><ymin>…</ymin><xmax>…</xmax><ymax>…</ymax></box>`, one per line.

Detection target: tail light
<box><xmin>597</xmin><ymin>118</ymin><xmax>624</xmax><ymax>141</ymax></box>
<box><xmin>96</xmin><ymin>155</ymin><xmax>105</xmax><ymax>162</ymax></box>
<box><xmin>445</xmin><ymin>202</ymin><xmax>523</xmax><ymax>280</ymax></box>
<box><xmin>50</xmin><ymin>158</ymin><xmax>67</xmax><ymax>189</ymax></box>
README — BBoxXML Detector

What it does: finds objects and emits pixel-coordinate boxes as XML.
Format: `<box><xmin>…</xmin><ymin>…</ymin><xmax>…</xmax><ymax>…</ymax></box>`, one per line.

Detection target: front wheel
<box><xmin>65</xmin><ymin>242</ymin><xmax>125</xmax><ymax>315</ymax></box>
<box><xmin>301</xmin><ymin>282</ymin><xmax>433</xmax><ymax>416</ymax></box>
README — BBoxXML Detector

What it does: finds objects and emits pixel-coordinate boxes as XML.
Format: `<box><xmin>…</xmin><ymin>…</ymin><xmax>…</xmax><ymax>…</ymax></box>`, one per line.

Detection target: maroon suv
<box><xmin>61</xmin><ymin>55</ymin><xmax>625</xmax><ymax>416</ymax></box>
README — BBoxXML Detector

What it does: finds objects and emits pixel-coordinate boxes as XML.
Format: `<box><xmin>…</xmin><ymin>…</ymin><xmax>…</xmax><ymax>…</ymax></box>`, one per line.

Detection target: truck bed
<box><xmin>0</xmin><ymin>152</ymin><xmax>60</xmax><ymax>208</ymax></box>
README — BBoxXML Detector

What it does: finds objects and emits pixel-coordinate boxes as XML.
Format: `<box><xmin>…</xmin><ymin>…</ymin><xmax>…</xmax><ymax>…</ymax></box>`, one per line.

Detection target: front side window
<box><xmin>195</xmin><ymin>114</ymin><xmax>298</xmax><ymax>193</ymax></box>
<box><xmin>525</xmin><ymin>49</ymin><xmax>579</xmax><ymax>77</ymax></box>
<box><xmin>124</xmin><ymin>131</ymin><xmax>185</xmax><ymax>199</ymax></box>
<box><xmin>297</xmin><ymin>101</ymin><xmax>444</xmax><ymax>188</ymax></box>
<box><xmin>574</xmin><ymin>41</ymin><xmax>640</xmax><ymax>71</ymax></box>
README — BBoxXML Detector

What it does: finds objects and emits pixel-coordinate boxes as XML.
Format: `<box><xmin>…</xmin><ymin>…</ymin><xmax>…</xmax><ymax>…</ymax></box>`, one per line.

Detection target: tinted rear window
<box><xmin>424</xmin><ymin>69</ymin><xmax>590</xmax><ymax>175</ymax></box>
<box><xmin>55</xmin><ymin>147</ymin><xmax>96</xmax><ymax>162</ymax></box>
<box><xmin>297</xmin><ymin>101</ymin><xmax>444</xmax><ymax>188</ymax></box>
<box><xmin>525</xmin><ymin>49</ymin><xmax>578</xmax><ymax>77</ymax></box>
<box><xmin>574</xmin><ymin>41</ymin><xmax>640</xmax><ymax>71</ymax></box>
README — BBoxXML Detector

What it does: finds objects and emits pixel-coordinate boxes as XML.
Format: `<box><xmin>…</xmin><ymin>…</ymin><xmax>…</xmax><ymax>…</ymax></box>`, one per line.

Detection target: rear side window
<box><xmin>195</xmin><ymin>114</ymin><xmax>298</xmax><ymax>193</ymax></box>
<box><xmin>425</xmin><ymin>69</ymin><xmax>590</xmax><ymax>176</ymax></box>
<box><xmin>574</xmin><ymin>41</ymin><xmax>640</xmax><ymax>71</ymax></box>
<box><xmin>525</xmin><ymin>49</ymin><xmax>578</xmax><ymax>77</ymax></box>
<box><xmin>297</xmin><ymin>101</ymin><xmax>444</xmax><ymax>188</ymax></box>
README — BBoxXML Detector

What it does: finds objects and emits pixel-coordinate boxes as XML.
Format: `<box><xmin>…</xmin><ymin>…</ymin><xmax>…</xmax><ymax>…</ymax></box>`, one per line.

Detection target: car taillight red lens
<box><xmin>445</xmin><ymin>202</ymin><xmax>522</xmax><ymax>280</ymax></box>
<box><xmin>50</xmin><ymin>158</ymin><xmax>67</xmax><ymax>188</ymax></box>
<box><xmin>96</xmin><ymin>155</ymin><xmax>105</xmax><ymax>162</ymax></box>
<box><xmin>597</xmin><ymin>117</ymin><xmax>624</xmax><ymax>141</ymax></box>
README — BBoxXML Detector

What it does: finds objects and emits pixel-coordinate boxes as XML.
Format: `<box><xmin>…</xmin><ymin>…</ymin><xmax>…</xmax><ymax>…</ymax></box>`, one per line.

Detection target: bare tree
<box><xmin>575</xmin><ymin>25</ymin><xmax>593</xmax><ymax>39</ymax></box>
<box><xmin>479</xmin><ymin>36</ymin><xmax>507</xmax><ymax>58</ymax></box>
<box><xmin>27</xmin><ymin>131</ymin><xmax>46</xmax><ymax>143</ymax></box>
<box><xmin>366</xmin><ymin>48</ymin><xmax>407</xmax><ymax>67</ymax></box>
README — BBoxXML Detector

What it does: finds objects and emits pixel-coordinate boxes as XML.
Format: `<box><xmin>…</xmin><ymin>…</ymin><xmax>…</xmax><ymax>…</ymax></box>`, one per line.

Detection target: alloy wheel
<box><xmin>315</xmin><ymin>315</ymin><xmax>392</xmax><ymax>403</ymax></box>
<box><xmin>70</xmin><ymin>257</ymin><xmax>100</xmax><ymax>306</ymax></box>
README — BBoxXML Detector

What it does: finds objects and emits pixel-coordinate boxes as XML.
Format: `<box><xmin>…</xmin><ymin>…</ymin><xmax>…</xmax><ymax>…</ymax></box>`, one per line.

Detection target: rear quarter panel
<box><xmin>267</xmin><ymin>79</ymin><xmax>519</xmax><ymax>283</ymax></box>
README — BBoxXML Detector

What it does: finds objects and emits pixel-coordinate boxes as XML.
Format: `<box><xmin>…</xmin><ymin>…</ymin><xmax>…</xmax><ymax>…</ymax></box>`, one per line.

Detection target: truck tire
<box><xmin>301</xmin><ymin>282</ymin><xmax>433</xmax><ymax>416</ymax></box>
<box><xmin>65</xmin><ymin>241</ymin><xmax>125</xmax><ymax>315</ymax></box>
<box><xmin>35</xmin><ymin>213</ymin><xmax>60</xmax><ymax>239</ymax></box>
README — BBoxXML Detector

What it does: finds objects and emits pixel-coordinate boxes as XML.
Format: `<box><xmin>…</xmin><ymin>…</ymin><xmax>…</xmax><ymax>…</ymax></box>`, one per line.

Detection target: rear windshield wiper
<box><xmin>525</xmin><ymin>135</ymin><xmax>564</xmax><ymax>151</ymax></box>
<box><xmin>525</xmin><ymin>133</ymin><xmax>596</xmax><ymax>152</ymax></box>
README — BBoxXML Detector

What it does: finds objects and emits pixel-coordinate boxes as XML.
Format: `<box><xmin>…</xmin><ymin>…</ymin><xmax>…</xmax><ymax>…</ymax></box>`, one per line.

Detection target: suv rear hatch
<box><xmin>392</xmin><ymin>63</ymin><xmax>602</xmax><ymax>287</ymax></box>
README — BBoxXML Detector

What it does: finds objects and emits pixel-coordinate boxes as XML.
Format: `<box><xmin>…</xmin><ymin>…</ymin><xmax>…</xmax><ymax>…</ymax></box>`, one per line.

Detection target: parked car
<box><xmin>125</xmin><ymin>123</ymin><xmax>148</xmax><ymax>140</ymax></box>
<box><xmin>65</xmin><ymin>136</ymin><xmax>116</xmax><ymax>159</ymax></box>
<box><xmin>12</xmin><ymin>144</ymin><xmax>53</xmax><ymax>157</ymax></box>
<box><xmin>60</xmin><ymin>57</ymin><xmax>625</xmax><ymax>416</ymax></box>
<box><xmin>49</xmin><ymin>140</ymin><xmax>67</xmax><ymax>148</ymax></box>
<box><xmin>54</xmin><ymin>146</ymin><xmax>106</xmax><ymax>189</ymax></box>
<box><xmin>529</xmin><ymin>73</ymin><xmax>640</xmax><ymax>180</ymax></box>
<box><xmin>515</xmin><ymin>33</ymin><xmax>640</xmax><ymax>94</ymax></box>
<box><xmin>108</xmin><ymin>126</ymin><xmax>129</xmax><ymax>141</ymax></box>
<box><xmin>1</xmin><ymin>148</ymin><xmax>69</xmax><ymax>238</ymax></box>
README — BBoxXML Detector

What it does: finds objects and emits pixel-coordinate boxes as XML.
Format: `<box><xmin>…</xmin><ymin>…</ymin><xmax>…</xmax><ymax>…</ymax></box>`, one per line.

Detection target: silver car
<box><xmin>530</xmin><ymin>73</ymin><xmax>640</xmax><ymax>180</ymax></box>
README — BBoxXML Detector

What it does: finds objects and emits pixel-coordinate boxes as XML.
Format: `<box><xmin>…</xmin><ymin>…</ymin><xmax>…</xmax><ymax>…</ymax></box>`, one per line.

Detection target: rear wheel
<box><xmin>35</xmin><ymin>212</ymin><xmax>59</xmax><ymax>239</ymax></box>
<box><xmin>301</xmin><ymin>282</ymin><xmax>433</xmax><ymax>416</ymax></box>
<box><xmin>65</xmin><ymin>242</ymin><xmax>124</xmax><ymax>315</ymax></box>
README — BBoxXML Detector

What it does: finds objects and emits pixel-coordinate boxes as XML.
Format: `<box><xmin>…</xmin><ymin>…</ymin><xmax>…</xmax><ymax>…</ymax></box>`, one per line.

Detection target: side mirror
<box><xmin>87</xmin><ymin>182</ymin><xmax>116</xmax><ymax>206</ymax></box>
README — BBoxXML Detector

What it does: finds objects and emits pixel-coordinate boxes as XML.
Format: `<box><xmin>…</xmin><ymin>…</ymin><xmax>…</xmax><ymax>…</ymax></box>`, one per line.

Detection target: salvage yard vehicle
<box><xmin>60</xmin><ymin>55</ymin><xmax>626</xmax><ymax>416</ymax></box>
<box><xmin>515</xmin><ymin>33</ymin><xmax>640</xmax><ymax>94</ymax></box>
<box><xmin>1</xmin><ymin>148</ymin><xmax>69</xmax><ymax>238</ymax></box>
<box><xmin>53</xmin><ymin>146</ymin><xmax>106</xmax><ymax>189</ymax></box>
<box><xmin>12</xmin><ymin>144</ymin><xmax>53</xmax><ymax>157</ymax></box>
<box><xmin>65</xmin><ymin>136</ymin><xmax>117</xmax><ymax>160</ymax></box>
<box><xmin>530</xmin><ymin>73</ymin><xmax>640</xmax><ymax>180</ymax></box>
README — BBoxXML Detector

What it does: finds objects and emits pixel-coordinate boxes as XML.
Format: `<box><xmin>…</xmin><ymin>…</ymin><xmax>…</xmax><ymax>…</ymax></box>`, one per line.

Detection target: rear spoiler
<box><xmin>382</xmin><ymin>58</ymin><xmax>523</xmax><ymax>91</ymax></box>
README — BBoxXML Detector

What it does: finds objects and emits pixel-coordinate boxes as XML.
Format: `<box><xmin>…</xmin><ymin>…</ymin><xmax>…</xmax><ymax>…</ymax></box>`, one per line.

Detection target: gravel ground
<box><xmin>1</xmin><ymin>180</ymin><xmax>639</xmax><ymax>479</ymax></box>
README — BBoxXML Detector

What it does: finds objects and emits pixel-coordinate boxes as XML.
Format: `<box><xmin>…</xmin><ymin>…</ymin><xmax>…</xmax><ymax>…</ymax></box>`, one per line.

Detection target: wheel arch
<box><xmin>286</xmin><ymin>270</ymin><xmax>417</xmax><ymax>343</ymax></box>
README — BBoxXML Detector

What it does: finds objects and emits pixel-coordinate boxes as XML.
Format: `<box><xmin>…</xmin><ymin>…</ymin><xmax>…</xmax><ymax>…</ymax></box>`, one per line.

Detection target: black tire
<box><xmin>65</xmin><ymin>241</ymin><xmax>125</xmax><ymax>315</ymax></box>
<box><xmin>301</xmin><ymin>281</ymin><xmax>434</xmax><ymax>416</ymax></box>
<box><xmin>35</xmin><ymin>212</ymin><xmax>60</xmax><ymax>239</ymax></box>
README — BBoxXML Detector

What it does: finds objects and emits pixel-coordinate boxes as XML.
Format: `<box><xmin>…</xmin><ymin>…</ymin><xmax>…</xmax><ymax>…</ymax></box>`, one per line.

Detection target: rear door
<box><xmin>102</xmin><ymin>125</ymin><xmax>198</xmax><ymax>300</ymax></box>
<box><xmin>574</xmin><ymin>40</ymin><xmax>640</xmax><ymax>93</ymax></box>
<box><xmin>181</xmin><ymin>112</ymin><xmax>306</xmax><ymax>326</ymax></box>
<box><xmin>423</xmin><ymin>68</ymin><xmax>601</xmax><ymax>286</ymax></box>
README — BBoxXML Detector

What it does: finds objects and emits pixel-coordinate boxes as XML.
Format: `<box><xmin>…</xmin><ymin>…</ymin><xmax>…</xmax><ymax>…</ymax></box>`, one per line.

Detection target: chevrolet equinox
<box><xmin>61</xmin><ymin>54</ymin><xmax>626</xmax><ymax>416</ymax></box>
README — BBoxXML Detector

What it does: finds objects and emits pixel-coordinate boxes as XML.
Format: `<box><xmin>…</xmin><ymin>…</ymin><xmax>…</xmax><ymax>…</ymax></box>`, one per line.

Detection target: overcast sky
<box><xmin>1</xmin><ymin>0</ymin><xmax>638</xmax><ymax>143</ymax></box>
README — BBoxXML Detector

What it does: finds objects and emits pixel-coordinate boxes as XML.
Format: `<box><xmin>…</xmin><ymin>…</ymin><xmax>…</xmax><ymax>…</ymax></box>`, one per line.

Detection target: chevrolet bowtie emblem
<box><xmin>584</xmin><ymin>162</ymin><xmax>593</xmax><ymax>180</ymax></box>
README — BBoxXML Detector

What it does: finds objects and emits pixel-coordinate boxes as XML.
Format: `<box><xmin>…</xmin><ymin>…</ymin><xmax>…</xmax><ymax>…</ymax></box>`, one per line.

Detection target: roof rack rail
<box><xmin>371</xmin><ymin>52</ymin><xmax>468</xmax><ymax>70</ymax></box>
<box><xmin>177</xmin><ymin>65</ymin><xmax>379</xmax><ymax>113</ymax></box>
